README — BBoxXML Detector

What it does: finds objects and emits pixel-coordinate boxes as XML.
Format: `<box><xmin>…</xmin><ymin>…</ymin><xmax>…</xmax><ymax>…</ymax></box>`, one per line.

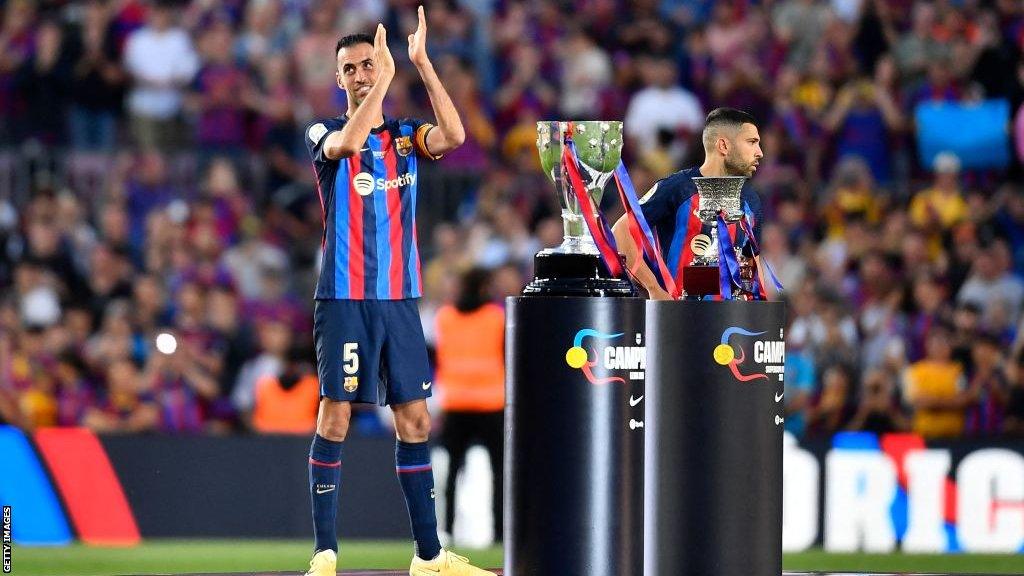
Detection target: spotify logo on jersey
<box><xmin>353</xmin><ymin>172</ymin><xmax>374</xmax><ymax>196</ymax></box>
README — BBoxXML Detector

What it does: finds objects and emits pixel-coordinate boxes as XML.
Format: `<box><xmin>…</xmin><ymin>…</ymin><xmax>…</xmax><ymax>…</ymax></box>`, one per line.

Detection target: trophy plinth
<box><xmin>524</xmin><ymin>121</ymin><xmax>636</xmax><ymax>297</ymax></box>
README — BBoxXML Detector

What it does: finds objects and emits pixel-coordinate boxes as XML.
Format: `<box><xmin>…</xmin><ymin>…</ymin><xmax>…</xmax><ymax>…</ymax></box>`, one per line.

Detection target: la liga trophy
<box><xmin>522</xmin><ymin>120</ymin><xmax>636</xmax><ymax>297</ymax></box>
<box><xmin>506</xmin><ymin>120</ymin><xmax>644</xmax><ymax>576</ymax></box>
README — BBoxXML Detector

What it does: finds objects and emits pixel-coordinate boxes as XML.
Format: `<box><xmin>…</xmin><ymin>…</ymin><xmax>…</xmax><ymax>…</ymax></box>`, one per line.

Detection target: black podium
<box><xmin>644</xmin><ymin>300</ymin><xmax>786</xmax><ymax>576</ymax></box>
<box><xmin>505</xmin><ymin>296</ymin><xmax>645</xmax><ymax>576</ymax></box>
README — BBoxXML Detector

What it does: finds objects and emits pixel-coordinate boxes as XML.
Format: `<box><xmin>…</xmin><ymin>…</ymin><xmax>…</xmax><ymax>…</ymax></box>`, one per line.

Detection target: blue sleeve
<box><xmin>304</xmin><ymin>118</ymin><xmax>346</xmax><ymax>164</ymax></box>
<box><xmin>639</xmin><ymin>179</ymin><xmax>680</xmax><ymax>231</ymax></box>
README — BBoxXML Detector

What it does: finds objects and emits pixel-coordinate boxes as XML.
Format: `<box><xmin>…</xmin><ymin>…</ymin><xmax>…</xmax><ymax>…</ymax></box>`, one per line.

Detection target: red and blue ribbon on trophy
<box><xmin>561</xmin><ymin>132</ymin><xmax>676</xmax><ymax>293</ymax></box>
<box><xmin>714</xmin><ymin>212</ymin><xmax>785</xmax><ymax>300</ymax></box>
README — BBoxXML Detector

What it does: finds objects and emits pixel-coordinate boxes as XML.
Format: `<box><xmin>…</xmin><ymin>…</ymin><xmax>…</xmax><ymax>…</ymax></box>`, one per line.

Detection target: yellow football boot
<box><xmin>304</xmin><ymin>549</ymin><xmax>337</xmax><ymax>576</ymax></box>
<box><xmin>409</xmin><ymin>549</ymin><xmax>496</xmax><ymax>575</ymax></box>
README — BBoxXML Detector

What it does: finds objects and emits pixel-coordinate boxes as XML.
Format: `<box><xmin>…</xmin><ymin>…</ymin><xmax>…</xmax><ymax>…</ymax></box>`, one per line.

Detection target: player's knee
<box><xmin>318</xmin><ymin>419</ymin><xmax>349</xmax><ymax>441</ymax></box>
<box><xmin>396</xmin><ymin>412</ymin><xmax>431</xmax><ymax>442</ymax></box>
<box><xmin>317</xmin><ymin>401</ymin><xmax>351</xmax><ymax>441</ymax></box>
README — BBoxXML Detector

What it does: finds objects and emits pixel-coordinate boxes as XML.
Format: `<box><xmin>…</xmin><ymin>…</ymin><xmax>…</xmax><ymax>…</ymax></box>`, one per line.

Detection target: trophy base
<box><xmin>682</xmin><ymin>264</ymin><xmax>759</xmax><ymax>300</ymax></box>
<box><xmin>522</xmin><ymin>250</ymin><xmax>637</xmax><ymax>297</ymax></box>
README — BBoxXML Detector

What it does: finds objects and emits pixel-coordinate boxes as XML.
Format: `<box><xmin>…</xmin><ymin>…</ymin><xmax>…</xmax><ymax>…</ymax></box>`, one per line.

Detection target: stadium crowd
<box><xmin>1</xmin><ymin>0</ymin><xmax>1024</xmax><ymax>439</ymax></box>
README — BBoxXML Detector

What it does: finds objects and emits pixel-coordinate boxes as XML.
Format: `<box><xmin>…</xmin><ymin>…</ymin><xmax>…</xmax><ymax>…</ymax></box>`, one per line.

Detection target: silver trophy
<box><xmin>689</xmin><ymin>175</ymin><xmax>758</xmax><ymax>298</ymax></box>
<box><xmin>690</xmin><ymin>176</ymin><xmax>746</xmax><ymax>266</ymax></box>
<box><xmin>536</xmin><ymin>121</ymin><xmax>623</xmax><ymax>255</ymax></box>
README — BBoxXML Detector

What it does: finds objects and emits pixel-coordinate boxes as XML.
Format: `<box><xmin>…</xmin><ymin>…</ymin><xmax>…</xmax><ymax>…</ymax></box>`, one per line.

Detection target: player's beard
<box><xmin>724</xmin><ymin>152</ymin><xmax>755</xmax><ymax>177</ymax></box>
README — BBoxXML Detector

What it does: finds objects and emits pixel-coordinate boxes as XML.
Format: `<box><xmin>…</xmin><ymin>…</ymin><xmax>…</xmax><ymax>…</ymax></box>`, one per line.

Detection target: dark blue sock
<box><xmin>396</xmin><ymin>440</ymin><xmax>442</xmax><ymax>560</ymax></box>
<box><xmin>309</xmin><ymin>434</ymin><xmax>343</xmax><ymax>553</ymax></box>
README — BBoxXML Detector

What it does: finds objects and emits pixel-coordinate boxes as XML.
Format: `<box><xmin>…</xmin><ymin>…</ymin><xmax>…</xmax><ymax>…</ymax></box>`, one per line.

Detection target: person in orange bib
<box><xmin>434</xmin><ymin>268</ymin><xmax>505</xmax><ymax>543</ymax></box>
<box><xmin>252</xmin><ymin>348</ymin><xmax>319</xmax><ymax>435</ymax></box>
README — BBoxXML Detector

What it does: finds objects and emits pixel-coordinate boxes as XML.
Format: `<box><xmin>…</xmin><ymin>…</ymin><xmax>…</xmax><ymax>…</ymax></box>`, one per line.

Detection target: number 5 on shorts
<box><xmin>343</xmin><ymin>342</ymin><xmax>359</xmax><ymax>375</ymax></box>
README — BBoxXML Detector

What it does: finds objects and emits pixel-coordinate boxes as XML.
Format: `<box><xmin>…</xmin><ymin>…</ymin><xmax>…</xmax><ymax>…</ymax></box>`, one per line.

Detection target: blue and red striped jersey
<box><xmin>639</xmin><ymin>166</ymin><xmax>763</xmax><ymax>275</ymax></box>
<box><xmin>306</xmin><ymin>116</ymin><xmax>440</xmax><ymax>300</ymax></box>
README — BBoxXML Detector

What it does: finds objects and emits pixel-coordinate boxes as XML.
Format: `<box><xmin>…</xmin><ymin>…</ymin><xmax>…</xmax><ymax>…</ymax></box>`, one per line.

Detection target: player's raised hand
<box><xmin>373</xmin><ymin>23</ymin><xmax>395</xmax><ymax>81</ymax></box>
<box><xmin>407</xmin><ymin>5</ymin><xmax>428</xmax><ymax>67</ymax></box>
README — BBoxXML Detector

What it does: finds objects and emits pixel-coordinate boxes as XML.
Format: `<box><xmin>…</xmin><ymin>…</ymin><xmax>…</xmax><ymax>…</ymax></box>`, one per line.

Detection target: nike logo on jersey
<box><xmin>775</xmin><ymin>392</ymin><xmax>784</xmax><ymax>403</ymax></box>
<box><xmin>422</xmin><ymin>381</ymin><xmax>432</xmax><ymax>390</ymax></box>
<box><xmin>629</xmin><ymin>395</ymin><xmax>644</xmax><ymax>407</ymax></box>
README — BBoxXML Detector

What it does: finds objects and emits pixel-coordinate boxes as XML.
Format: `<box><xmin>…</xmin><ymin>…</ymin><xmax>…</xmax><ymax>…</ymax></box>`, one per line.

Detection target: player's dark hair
<box><xmin>702</xmin><ymin>108</ymin><xmax>757</xmax><ymax>151</ymax></box>
<box><xmin>704</xmin><ymin>108</ymin><xmax>757</xmax><ymax>130</ymax></box>
<box><xmin>336</xmin><ymin>33</ymin><xmax>373</xmax><ymax>56</ymax></box>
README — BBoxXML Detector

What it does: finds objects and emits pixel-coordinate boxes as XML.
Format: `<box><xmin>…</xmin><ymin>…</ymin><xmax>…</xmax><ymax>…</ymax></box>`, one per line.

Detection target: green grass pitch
<box><xmin>10</xmin><ymin>540</ymin><xmax>1024</xmax><ymax>575</ymax></box>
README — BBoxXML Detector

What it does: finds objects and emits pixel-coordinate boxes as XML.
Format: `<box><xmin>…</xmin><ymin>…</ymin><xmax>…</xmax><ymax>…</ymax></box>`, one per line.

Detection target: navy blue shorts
<box><xmin>313</xmin><ymin>298</ymin><xmax>432</xmax><ymax>406</ymax></box>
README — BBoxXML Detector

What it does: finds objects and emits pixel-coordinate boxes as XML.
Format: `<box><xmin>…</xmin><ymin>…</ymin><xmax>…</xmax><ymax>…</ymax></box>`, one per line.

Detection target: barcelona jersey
<box><xmin>306</xmin><ymin>116</ymin><xmax>440</xmax><ymax>300</ymax></box>
<box><xmin>639</xmin><ymin>166</ymin><xmax>764</xmax><ymax>275</ymax></box>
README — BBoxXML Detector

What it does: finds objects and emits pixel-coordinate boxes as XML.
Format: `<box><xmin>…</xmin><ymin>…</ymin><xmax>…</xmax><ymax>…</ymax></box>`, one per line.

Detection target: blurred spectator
<box><xmin>251</xmin><ymin>346</ymin><xmax>318</xmax><ymax>434</ymax></box>
<box><xmin>909</xmin><ymin>152</ymin><xmax>966</xmax><ymax>254</ymax></box>
<box><xmin>806</xmin><ymin>363</ymin><xmax>854</xmax><ymax>437</ymax></box>
<box><xmin>435</xmin><ymin>268</ymin><xmax>505</xmax><ymax>542</ymax></box>
<box><xmin>145</xmin><ymin>336</ymin><xmax>223</xmax><ymax>434</ymax></box>
<box><xmin>249</xmin><ymin>53</ymin><xmax>304</xmax><ymax>192</ymax></box>
<box><xmin>847</xmin><ymin>368</ymin><xmax>909</xmax><ymax>434</ymax></box>
<box><xmin>761</xmin><ymin>223</ymin><xmax>807</xmax><ymax>291</ymax></box>
<box><xmin>422</xmin><ymin>223</ymin><xmax>466</xmax><ymax>308</ymax></box>
<box><xmin>53</xmin><ymin>352</ymin><xmax>95</xmax><ymax>427</ymax></box>
<box><xmin>820</xmin><ymin>157</ymin><xmax>882</xmax><ymax>239</ymax></box>
<box><xmin>126</xmin><ymin>151</ymin><xmax>181</xmax><ymax>246</ymax></box>
<box><xmin>772</xmin><ymin>0</ymin><xmax>831</xmax><ymax>72</ymax></box>
<box><xmin>957</xmin><ymin>239</ymin><xmax>1024</xmax><ymax>326</ymax></box>
<box><xmin>123</xmin><ymin>0</ymin><xmax>198</xmax><ymax>150</ymax></box>
<box><xmin>854</xmin><ymin>251</ymin><xmax>905</xmax><ymax>370</ymax></box>
<box><xmin>69</xmin><ymin>0</ymin><xmax>124</xmax><ymax>151</ymax></box>
<box><xmin>557</xmin><ymin>27</ymin><xmax>612</xmax><ymax>120</ymax></box>
<box><xmin>188</xmin><ymin>19</ymin><xmax>250</xmax><ymax>154</ymax></box>
<box><xmin>624</xmin><ymin>56</ymin><xmax>703</xmax><ymax>169</ymax></box>
<box><xmin>0</xmin><ymin>0</ymin><xmax>36</xmax><ymax>143</ymax></box>
<box><xmin>84</xmin><ymin>300</ymin><xmax>144</xmax><ymax>369</ymax></box>
<box><xmin>823</xmin><ymin>76</ymin><xmax>904</xmax><ymax>185</ymax></box>
<box><xmin>18</xmin><ymin>19</ymin><xmax>71</xmax><ymax>146</ymax></box>
<box><xmin>894</xmin><ymin>2</ymin><xmax>948</xmax><ymax>85</ymax></box>
<box><xmin>905</xmin><ymin>271</ymin><xmax>951</xmax><ymax>362</ymax></box>
<box><xmin>1004</xmin><ymin>350</ymin><xmax>1024</xmax><ymax>437</ymax></box>
<box><xmin>907</xmin><ymin>57</ymin><xmax>964</xmax><ymax>111</ymax></box>
<box><xmin>901</xmin><ymin>327</ymin><xmax>969</xmax><ymax>439</ymax></box>
<box><xmin>783</xmin><ymin>314</ymin><xmax>817</xmax><ymax>438</ymax></box>
<box><xmin>205</xmin><ymin>284</ymin><xmax>254</xmax><ymax>402</ymax></box>
<box><xmin>434</xmin><ymin>56</ymin><xmax>494</xmax><ymax>173</ymax></box>
<box><xmin>964</xmin><ymin>332</ymin><xmax>1009</xmax><ymax>436</ymax></box>
<box><xmin>790</xmin><ymin>286</ymin><xmax>858</xmax><ymax>368</ymax></box>
<box><xmin>235</xmin><ymin>0</ymin><xmax>291</xmax><ymax>66</ymax></box>
<box><xmin>494</xmin><ymin>44</ymin><xmax>556</xmax><ymax>132</ymax></box>
<box><xmin>467</xmin><ymin>204</ymin><xmax>538</xmax><ymax>270</ymax></box>
<box><xmin>992</xmin><ymin>187</ymin><xmax>1024</xmax><ymax>276</ymax></box>
<box><xmin>950</xmin><ymin>301</ymin><xmax>981</xmax><ymax>374</ymax></box>
<box><xmin>231</xmin><ymin>316</ymin><xmax>291</xmax><ymax>420</ymax></box>
<box><xmin>292</xmin><ymin>0</ymin><xmax>339</xmax><ymax>120</ymax></box>
<box><xmin>83</xmin><ymin>357</ymin><xmax>159</xmax><ymax>433</ymax></box>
